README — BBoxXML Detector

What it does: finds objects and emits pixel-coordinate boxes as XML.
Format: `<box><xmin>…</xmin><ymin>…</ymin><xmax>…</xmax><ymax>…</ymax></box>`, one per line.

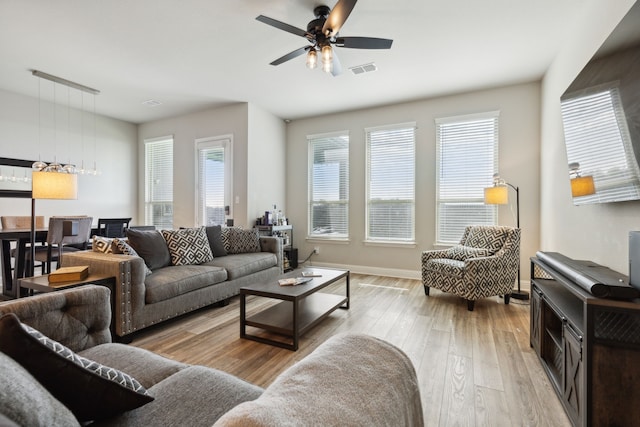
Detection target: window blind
<box><xmin>308</xmin><ymin>132</ymin><xmax>349</xmax><ymax>238</ymax></box>
<box><xmin>144</xmin><ymin>138</ymin><xmax>173</xmax><ymax>229</ymax></box>
<box><xmin>561</xmin><ymin>86</ymin><xmax>640</xmax><ymax>204</ymax></box>
<box><xmin>366</xmin><ymin>124</ymin><xmax>415</xmax><ymax>242</ymax></box>
<box><xmin>197</xmin><ymin>142</ymin><xmax>227</xmax><ymax>226</ymax></box>
<box><xmin>435</xmin><ymin>113</ymin><xmax>498</xmax><ymax>244</ymax></box>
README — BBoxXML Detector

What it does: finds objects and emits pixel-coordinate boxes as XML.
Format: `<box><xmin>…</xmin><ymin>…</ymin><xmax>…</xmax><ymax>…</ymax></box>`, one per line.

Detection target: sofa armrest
<box><xmin>214</xmin><ymin>333</ymin><xmax>424</xmax><ymax>427</ymax></box>
<box><xmin>0</xmin><ymin>285</ymin><xmax>111</xmax><ymax>352</ymax></box>
<box><xmin>259</xmin><ymin>236</ymin><xmax>283</xmax><ymax>274</ymax></box>
<box><xmin>62</xmin><ymin>251</ymin><xmax>147</xmax><ymax>337</ymax></box>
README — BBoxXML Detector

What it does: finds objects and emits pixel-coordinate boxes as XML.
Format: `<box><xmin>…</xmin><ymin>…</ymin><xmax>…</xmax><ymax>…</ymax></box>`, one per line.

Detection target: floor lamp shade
<box><xmin>32</xmin><ymin>171</ymin><xmax>78</xmax><ymax>200</ymax></box>
<box><xmin>484</xmin><ymin>185</ymin><xmax>508</xmax><ymax>205</ymax></box>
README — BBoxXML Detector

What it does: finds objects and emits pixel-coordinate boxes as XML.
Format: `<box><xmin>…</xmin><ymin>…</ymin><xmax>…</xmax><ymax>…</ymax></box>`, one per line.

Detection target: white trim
<box><xmin>144</xmin><ymin>135</ymin><xmax>173</xmax><ymax>144</ymax></box>
<box><xmin>306</xmin><ymin>129</ymin><xmax>349</xmax><ymax>141</ymax></box>
<box><xmin>364</xmin><ymin>121</ymin><xmax>416</xmax><ymax>133</ymax></box>
<box><xmin>434</xmin><ymin>110</ymin><xmax>500</xmax><ymax>125</ymax></box>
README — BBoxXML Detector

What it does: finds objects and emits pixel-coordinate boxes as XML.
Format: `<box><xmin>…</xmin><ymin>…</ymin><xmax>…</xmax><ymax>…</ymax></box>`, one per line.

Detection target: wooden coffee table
<box><xmin>240</xmin><ymin>267</ymin><xmax>349</xmax><ymax>350</ymax></box>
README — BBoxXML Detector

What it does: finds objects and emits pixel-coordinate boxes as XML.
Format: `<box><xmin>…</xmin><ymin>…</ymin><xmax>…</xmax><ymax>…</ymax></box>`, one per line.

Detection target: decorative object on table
<box><xmin>278</xmin><ymin>277</ymin><xmax>313</xmax><ymax>286</ymax></box>
<box><xmin>483</xmin><ymin>173</ymin><xmax>527</xmax><ymax>300</ymax></box>
<box><xmin>48</xmin><ymin>265</ymin><xmax>89</xmax><ymax>283</ymax></box>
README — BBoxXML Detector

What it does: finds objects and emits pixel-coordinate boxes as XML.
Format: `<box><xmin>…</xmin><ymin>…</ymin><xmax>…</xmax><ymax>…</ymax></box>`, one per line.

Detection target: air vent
<box><xmin>349</xmin><ymin>63</ymin><xmax>377</xmax><ymax>75</ymax></box>
<box><xmin>142</xmin><ymin>99</ymin><xmax>162</xmax><ymax>107</ymax></box>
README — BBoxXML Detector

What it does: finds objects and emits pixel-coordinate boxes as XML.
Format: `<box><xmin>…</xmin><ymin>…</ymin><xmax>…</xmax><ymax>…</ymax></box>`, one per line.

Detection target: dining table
<box><xmin>0</xmin><ymin>227</ymin><xmax>48</xmax><ymax>298</ymax></box>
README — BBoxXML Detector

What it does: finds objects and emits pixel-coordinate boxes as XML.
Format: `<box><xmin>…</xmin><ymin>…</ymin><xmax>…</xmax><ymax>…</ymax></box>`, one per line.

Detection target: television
<box><xmin>560</xmin><ymin>3</ymin><xmax>640</xmax><ymax>205</ymax></box>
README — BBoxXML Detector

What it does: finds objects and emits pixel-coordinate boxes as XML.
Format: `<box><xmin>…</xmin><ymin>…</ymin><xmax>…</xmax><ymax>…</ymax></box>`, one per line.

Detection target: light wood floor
<box><xmin>131</xmin><ymin>273</ymin><xmax>571</xmax><ymax>427</ymax></box>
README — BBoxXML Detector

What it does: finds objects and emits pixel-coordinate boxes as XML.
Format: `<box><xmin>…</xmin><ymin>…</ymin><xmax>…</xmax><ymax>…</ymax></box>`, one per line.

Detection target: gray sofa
<box><xmin>61</xmin><ymin>227</ymin><xmax>283</xmax><ymax>338</ymax></box>
<box><xmin>0</xmin><ymin>285</ymin><xmax>424</xmax><ymax>426</ymax></box>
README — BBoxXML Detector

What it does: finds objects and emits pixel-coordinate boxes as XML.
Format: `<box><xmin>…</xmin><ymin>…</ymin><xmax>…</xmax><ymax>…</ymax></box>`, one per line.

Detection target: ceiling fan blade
<box><xmin>322</xmin><ymin>0</ymin><xmax>357</xmax><ymax>37</ymax></box>
<box><xmin>335</xmin><ymin>37</ymin><xmax>393</xmax><ymax>49</ymax></box>
<box><xmin>331</xmin><ymin>50</ymin><xmax>343</xmax><ymax>76</ymax></box>
<box><xmin>256</xmin><ymin>15</ymin><xmax>310</xmax><ymax>39</ymax></box>
<box><xmin>270</xmin><ymin>46</ymin><xmax>309</xmax><ymax>66</ymax></box>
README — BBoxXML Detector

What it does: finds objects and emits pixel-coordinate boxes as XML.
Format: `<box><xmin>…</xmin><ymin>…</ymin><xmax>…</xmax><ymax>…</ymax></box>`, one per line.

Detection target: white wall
<box><xmin>138</xmin><ymin>102</ymin><xmax>286</xmax><ymax>228</ymax></box>
<box><xmin>0</xmin><ymin>88</ymin><xmax>138</xmax><ymax>224</ymax></box>
<box><xmin>286</xmin><ymin>82</ymin><xmax>541</xmax><ymax>279</ymax></box>
<box><xmin>540</xmin><ymin>0</ymin><xmax>637</xmax><ymax>274</ymax></box>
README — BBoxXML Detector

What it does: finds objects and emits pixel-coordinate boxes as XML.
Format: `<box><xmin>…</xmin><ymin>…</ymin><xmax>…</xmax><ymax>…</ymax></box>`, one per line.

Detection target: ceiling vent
<box><xmin>142</xmin><ymin>99</ymin><xmax>162</xmax><ymax>107</ymax></box>
<box><xmin>349</xmin><ymin>63</ymin><xmax>377</xmax><ymax>75</ymax></box>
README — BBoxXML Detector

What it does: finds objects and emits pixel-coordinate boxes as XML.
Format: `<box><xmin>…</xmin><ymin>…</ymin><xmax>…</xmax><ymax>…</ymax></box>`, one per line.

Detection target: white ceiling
<box><xmin>0</xmin><ymin>0</ymin><xmax>585</xmax><ymax>124</ymax></box>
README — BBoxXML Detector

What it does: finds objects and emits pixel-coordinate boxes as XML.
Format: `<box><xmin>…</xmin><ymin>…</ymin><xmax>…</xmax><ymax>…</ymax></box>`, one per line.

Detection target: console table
<box><xmin>530</xmin><ymin>253</ymin><xmax>640</xmax><ymax>427</ymax></box>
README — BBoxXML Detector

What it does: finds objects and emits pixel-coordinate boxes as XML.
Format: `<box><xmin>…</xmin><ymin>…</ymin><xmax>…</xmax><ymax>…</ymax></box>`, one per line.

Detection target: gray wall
<box><xmin>541</xmin><ymin>0</ymin><xmax>638</xmax><ymax>275</ymax></box>
<box><xmin>286</xmin><ymin>82</ymin><xmax>541</xmax><ymax>279</ymax></box>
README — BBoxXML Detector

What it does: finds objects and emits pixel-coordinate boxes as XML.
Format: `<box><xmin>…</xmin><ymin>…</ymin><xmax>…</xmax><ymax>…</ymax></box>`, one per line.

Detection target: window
<box><xmin>561</xmin><ymin>85</ymin><xmax>640</xmax><ymax>204</ymax></box>
<box><xmin>144</xmin><ymin>137</ymin><xmax>173</xmax><ymax>229</ymax></box>
<box><xmin>196</xmin><ymin>135</ymin><xmax>232</xmax><ymax>226</ymax></box>
<box><xmin>308</xmin><ymin>132</ymin><xmax>349</xmax><ymax>239</ymax></box>
<box><xmin>366</xmin><ymin>123</ymin><xmax>415</xmax><ymax>243</ymax></box>
<box><xmin>435</xmin><ymin>112</ymin><xmax>499</xmax><ymax>244</ymax></box>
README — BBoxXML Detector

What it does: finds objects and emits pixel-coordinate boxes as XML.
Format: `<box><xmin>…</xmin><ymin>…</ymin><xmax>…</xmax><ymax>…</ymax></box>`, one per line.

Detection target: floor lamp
<box><xmin>29</xmin><ymin>171</ymin><xmax>78</xmax><ymax>277</ymax></box>
<box><xmin>484</xmin><ymin>173</ymin><xmax>528</xmax><ymax>301</ymax></box>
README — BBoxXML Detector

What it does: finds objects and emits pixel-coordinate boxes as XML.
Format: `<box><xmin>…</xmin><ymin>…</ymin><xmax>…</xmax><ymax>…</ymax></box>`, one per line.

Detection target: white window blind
<box><xmin>196</xmin><ymin>136</ymin><xmax>232</xmax><ymax>226</ymax></box>
<box><xmin>436</xmin><ymin>113</ymin><xmax>498</xmax><ymax>244</ymax></box>
<box><xmin>366</xmin><ymin>124</ymin><xmax>415</xmax><ymax>242</ymax></box>
<box><xmin>145</xmin><ymin>137</ymin><xmax>173</xmax><ymax>229</ymax></box>
<box><xmin>308</xmin><ymin>132</ymin><xmax>349</xmax><ymax>239</ymax></box>
<box><xmin>561</xmin><ymin>86</ymin><xmax>640</xmax><ymax>204</ymax></box>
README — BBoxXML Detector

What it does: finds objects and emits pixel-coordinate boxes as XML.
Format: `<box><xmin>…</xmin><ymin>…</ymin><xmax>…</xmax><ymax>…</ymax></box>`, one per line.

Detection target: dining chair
<box><xmin>1</xmin><ymin>216</ymin><xmax>47</xmax><ymax>274</ymax></box>
<box><xmin>96</xmin><ymin>217</ymin><xmax>132</xmax><ymax>238</ymax></box>
<box><xmin>37</xmin><ymin>216</ymin><xmax>94</xmax><ymax>273</ymax></box>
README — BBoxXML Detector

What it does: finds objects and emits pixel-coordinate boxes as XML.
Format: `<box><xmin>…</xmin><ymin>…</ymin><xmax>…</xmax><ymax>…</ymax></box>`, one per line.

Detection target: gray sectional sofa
<box><xmin>61</xmin><ymin>226</ymin><xmax>283</xmax><ymax>338</ymax></box>
<box><xmin>0</xmin><ymin>285</ymin><xmax>424</xmax><ymax>426</ymax></box>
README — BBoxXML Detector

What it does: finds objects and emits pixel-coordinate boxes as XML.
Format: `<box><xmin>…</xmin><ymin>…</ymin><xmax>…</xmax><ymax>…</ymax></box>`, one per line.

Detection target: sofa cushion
<box><xmin>92</xmin><ymin>235</ymin><xmax>114</xmax><ymax>253</ymax></box>
<box><xmin>79</xmin><ymin>343</ymin><xmax>189</xmax><ymax>389</ymax></box>
<box><xmin>206</xmin><ymin>225</ymin><xmax>227</xmax><ymax>257</ymax></box>
<box><xmin>126</xmin><ymin>228</ymin><xmax>171</xmax><ymax>270</ymax></box>
<box><xmin>204</xmin><ymin>252</ymin><xmax>277</xmax><ymax>280</ymax></box>
<box><xmin>113</xmin><ymin>238</ymin><xmax>153</xmax><ymax>276</ymax></box>
<box><xmin>444</xmin><ymin>245</ymin><xmax>492</xmax><ymax>261</ymax></box>
<box><xmin>424</xmin><ymin>258</ymin><xmax>465</xmax><ymax>278</ymax></box>
<box><xmin>95</xmin><ymin>366</ymin><xmax>263</xmax><ymax>427</ymax></box>
<box><xmin>0</xmin><ymin>313</ymin><xmax>154</xmax><ymax>422</ymax></box>
<box><xmin>0</xmin><ymin>351</ymin><xmax>80</xmax><ymax>427</ymax></box>
<box><xmin>224</xmin><ymin>227</ymin><xmax>261</xmax><ymax>254</ymax></box>
<box><xmin>161</xmin><ymin>227</ymin><xmax>214</xmax><ymax>266</ymax></box>
<box><xmin>145</xmin><ymin>265</ymin><xmax>228</xmax><ymax>304</ymax></box>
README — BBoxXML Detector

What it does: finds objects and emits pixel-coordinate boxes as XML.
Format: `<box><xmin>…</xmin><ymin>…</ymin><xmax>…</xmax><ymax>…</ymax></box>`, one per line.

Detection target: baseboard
<box><xmin>298</xmin><ymin>260</ymin><xmax>532</xmax><ymax>290</ymax></box>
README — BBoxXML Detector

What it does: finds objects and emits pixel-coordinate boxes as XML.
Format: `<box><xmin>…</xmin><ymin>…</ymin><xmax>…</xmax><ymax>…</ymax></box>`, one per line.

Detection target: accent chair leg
<box><xmin>504</xmin><ymin>294</ymin><xmax>511</xmax><ymax>305</ymax></box>
<box><xmin>467</xmin><ymin>300</ymin><xmax>475</xmax><ymax>311</ymax></box>
<box><xmin>424</xmin><ymin>286</ymin><xmax>430</xmax><ymax>296</ymax></box>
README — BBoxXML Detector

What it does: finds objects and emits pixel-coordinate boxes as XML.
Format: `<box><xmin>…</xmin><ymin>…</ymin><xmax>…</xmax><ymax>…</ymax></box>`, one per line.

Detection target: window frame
<box><xmin>144</xmin><ymin>136</ymin><xmax>174</xmax><ymax>229</ymax></box>
<box><xmin>435</xmin><ymin>111</ymin><xmax>499</xmax><ymax>245</ymax></box>
<box><xmin>307</xmin><ymin>131</ymin><xmax>350</xmax><ymax>241</ymax></box>
<box><xmin>365</xmin><ymin>122</ymin><xmax>416</xmax><ymax>245</ymax></box>
<box><xmin>194</xmin><ymin>134</ymin><xmax>233</xmax><ymax>227</ymax></box>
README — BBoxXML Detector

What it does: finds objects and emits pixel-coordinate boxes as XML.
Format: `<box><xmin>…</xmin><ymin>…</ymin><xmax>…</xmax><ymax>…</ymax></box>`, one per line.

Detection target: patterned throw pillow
<box><xmin>0</xmin><ymin>313</ymin><xmax>153</xmax><ymax>422</ymax></box>
<box><xmin>225</xmin><ymin>227</ymin><xmax>261</xmax><ymax>254</ymax></box>
<box><xmin>112</xmin><ymin>238</ymin><xmax>153</xmax><ymax>275</ymax></box>
<box><xmin>92</xmin><ymin>235</ymin><xmax>114</xmax><ymax>253</ymax></box>
<box><xmin>444</xmin><ymin>245</ymin><xmax>492</xmax><ymax>261</ymax></box>
<box><xmin>161</xmin><ymin>227</ymin><xmax>214</xmax><ymax>266</ymax></box>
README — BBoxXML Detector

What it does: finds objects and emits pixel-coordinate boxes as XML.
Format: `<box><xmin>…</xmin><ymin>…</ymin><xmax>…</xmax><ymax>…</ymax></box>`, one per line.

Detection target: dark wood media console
<box><xmin>530</xmin><ymin>255</ymin><xmax>640</xmax><ymax>427</ymax></box>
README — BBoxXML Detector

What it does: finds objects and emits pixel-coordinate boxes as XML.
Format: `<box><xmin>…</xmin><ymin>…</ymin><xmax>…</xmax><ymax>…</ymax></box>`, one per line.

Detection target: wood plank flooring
<box><xmin>131</xmin><ymin>273</ymin><xmax>571</xmax><ymax>427</ymax></box>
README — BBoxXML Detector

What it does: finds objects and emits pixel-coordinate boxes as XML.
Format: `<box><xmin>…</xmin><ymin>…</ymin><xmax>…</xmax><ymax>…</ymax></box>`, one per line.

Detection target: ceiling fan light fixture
<box><xmin>321</xmin><ymin>45</ymin><xmax>333</xmax><ymax>73</ymax></box>
<box><xmin>306</xmin><ymin>49</ymin><xmax>318</xmax><ymax>69</ymax></box>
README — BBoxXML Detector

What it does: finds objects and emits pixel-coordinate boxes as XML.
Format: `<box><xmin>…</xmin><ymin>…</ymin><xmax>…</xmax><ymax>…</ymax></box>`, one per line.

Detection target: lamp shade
<box><xmin>484</xmin><ymin>185</ymin><xmax>508</xmax><ymax>205</ymax></box>
<box><xmin>571</xmin><ymin>175</ymin><xmax>595</xmax><ymax>197</ymax></box>
<box><xmin>32</xmin><ymin>171</ymin><xmax>78</xmax><ymax>200</ymax></box>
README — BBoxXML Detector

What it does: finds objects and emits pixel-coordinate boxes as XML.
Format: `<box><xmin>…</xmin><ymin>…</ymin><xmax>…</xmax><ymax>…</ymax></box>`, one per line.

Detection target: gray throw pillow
<box><xmin>206</xmin><ymin>225</ymin><xmax>227</xmax><ymax>257</ymax></box>
<box><xmin>125</xmin><ymin>229</ymin><xmax>171</xmax><ymax>270</ymax></box>
<box><xmin>0</xmin><ymin>313</ymin><xmax>153</xmax><ymax>422</ymax></box>
<box><xmin>112</xmin><ymin>238</ymin><xmax>153</xmax><ymax>275</ymax></box>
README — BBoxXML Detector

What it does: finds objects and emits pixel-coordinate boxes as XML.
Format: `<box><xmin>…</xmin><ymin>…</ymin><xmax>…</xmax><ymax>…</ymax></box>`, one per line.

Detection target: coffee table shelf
<box><xmin>240</xmin><ymin>268</ymin><xmax>349</xmax><ymax>350</ymax></box>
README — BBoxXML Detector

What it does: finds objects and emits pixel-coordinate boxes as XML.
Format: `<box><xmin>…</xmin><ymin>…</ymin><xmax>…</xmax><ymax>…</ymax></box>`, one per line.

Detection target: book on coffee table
<box><xmin>48</xmin><ymin>265</ymin><xmax>89</xmax><ymax>283</ymax></box>
<box><xmin>278</xmin><ymin>277</ymin><xmax>313</xmax><ymax>286</ymax></box>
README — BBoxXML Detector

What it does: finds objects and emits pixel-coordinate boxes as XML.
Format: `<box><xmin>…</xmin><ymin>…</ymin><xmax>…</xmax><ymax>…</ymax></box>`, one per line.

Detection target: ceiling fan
<box><xmin>256</xmin><ymin>0</ymin><xmax>393</xmax><ymax>76</ymax></box>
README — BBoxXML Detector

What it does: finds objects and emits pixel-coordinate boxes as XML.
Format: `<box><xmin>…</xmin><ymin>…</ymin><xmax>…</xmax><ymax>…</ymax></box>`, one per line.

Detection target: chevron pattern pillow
<box><xmin>161</xmin><ymin>227</ymin><xmax>214</xmax><ymax>266</ymax></box>
<box><xmin>0</xmin><ymin>313</ymin><xmax>153</xmax><ymax>422</ymax></box>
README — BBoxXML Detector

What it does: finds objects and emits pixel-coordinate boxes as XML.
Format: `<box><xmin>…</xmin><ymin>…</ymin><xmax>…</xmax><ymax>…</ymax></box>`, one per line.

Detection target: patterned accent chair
<box><xmin>421</xmin><ymin>225</ymin><xmax>520</xmax><ymax>311</ymax></box>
